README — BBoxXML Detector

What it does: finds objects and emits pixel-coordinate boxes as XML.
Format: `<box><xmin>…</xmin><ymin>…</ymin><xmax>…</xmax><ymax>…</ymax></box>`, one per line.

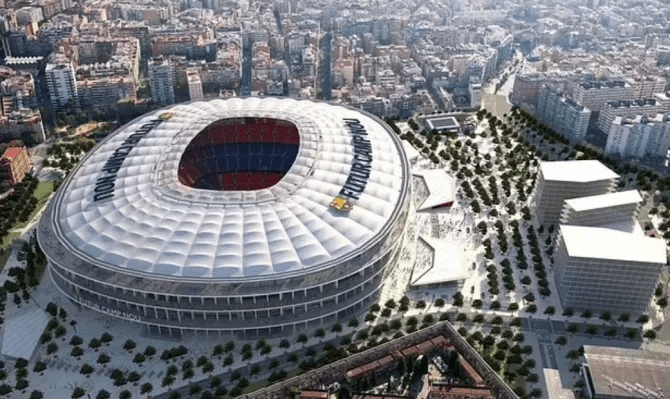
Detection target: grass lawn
<box><xmin>0</xmin><ymin>181</ymin><xmax>53</xmax><ymax>273</ymax></box>
<box><xmin>12</xmin><ymin>181</ymin><xmax>53</xmax><ymax>232</ymax></box>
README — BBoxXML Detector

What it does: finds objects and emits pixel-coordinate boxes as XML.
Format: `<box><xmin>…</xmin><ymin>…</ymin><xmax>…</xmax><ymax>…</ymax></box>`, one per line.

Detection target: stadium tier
<box><xmin>38</xmin><ymin>98</ymin><xmax>411</xmax><ymax>337</ymax></box>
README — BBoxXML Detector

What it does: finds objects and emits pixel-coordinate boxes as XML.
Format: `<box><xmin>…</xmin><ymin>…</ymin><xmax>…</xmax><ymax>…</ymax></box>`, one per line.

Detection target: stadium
<box><xmin>37</xmin><ymin>98</ymin><xmax>411</xmax><ymax>337</ymax></box>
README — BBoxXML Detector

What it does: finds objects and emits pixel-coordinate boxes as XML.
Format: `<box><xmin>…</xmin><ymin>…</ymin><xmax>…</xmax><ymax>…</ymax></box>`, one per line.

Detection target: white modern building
<box><xmin>148</xmin><ymin>57</ymin><xmax>175</xmax><ymax>105</ymax></box>
<box><xmin>45</xmin><ymin>59</ymin><xmax>78</xmax><ymax>110</ymax></box>
<box><xmin>554</xmin><ymin>225</ymin><xmax>666</xmax><ymax>314</ymax></box>
<box><xmin>605</xmin><ymin>114</ymin><xmax>670</xmax><ymax>160</ymax></box>
<box><xmin>38</xmin><ymin>98</ymin><xmax>411</xmax><ymax>338</ymax></box>
<box><xmin>560</xmin><ymin>190</ymin><xmax>642</xmax><ymax>228</ymax></box>
<box><xmin>535</xmin><ymin>160</ymin><xmax>619</xmax><ymax>225</ymax></box>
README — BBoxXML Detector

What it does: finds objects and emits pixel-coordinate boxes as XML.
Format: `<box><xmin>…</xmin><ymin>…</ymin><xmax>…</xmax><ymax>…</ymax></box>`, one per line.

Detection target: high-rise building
<box><xmin>605</xmin><ymin>114</ymin><xmax>670</xmax><ymax>160</ymax></box>
<box><xmin>149</xmin><ymin>57</ymin><xmax>175</xmax><ymax>105</ymax></box>
<box><xmin>186</xmin><ymin>70</ymin><xmax>203</xmax><ymax>101</ymax></box>
<box><xmin>597</xmin><ymin>98</ymin><xmax>664</xmax><ymax>133</ymax></box>
<box><xmin>554</xmin><ymin>224</ymin><xmax>666</xmax><ymax>314</ymax></box>
<box><xmin>560</xmin><ymin>190</ymin><xmax>642</xmax><ymax>229</ymax></box>
<box><xmin>535</xmin><ymin>160</ymin><xmax>619</xmax><ymax>225</ymax></box>
<box><xmin>537</xmin><ymin>85</ymin><xmax>591</xmax><ymax>142</ymax></box>
<box><xmin>45</xmin><ymin>59</ymin><xmax>78</xmax><ymax>110</ymax></box>
<box><xmin>572</xmin><ymin>80</ymin><xmax>633</xmax><ymax>113</ymax></box>
<box><xmin>657</xmin><ymin>45</ymin><xmax>670</xmax><ymax>66</ymax></box>
<box><xmin>624</xmin><ymin>76</ymin><xmax>666</xmax><ymax>100</ymax></box>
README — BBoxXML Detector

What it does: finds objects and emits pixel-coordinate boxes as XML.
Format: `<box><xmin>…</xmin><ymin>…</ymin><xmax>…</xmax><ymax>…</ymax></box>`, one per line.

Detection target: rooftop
<box><xmin>413</xmin><ymin>169</ymin><xmax>455</xmax><ymax>210</ymax></box>
<box><xmin>2</xmin><ymin>147</ymin><xmax>24</xmax><ymax>160</ymax></box>
<box><xmin>559</xmin><ymin>225</ymin><xmax>666</xmax><ymax>264</ymax></box>
<box><xmin>563</xmin><ymin>190</ymin><xmax>642</xmax><ymax>212</ymax></box>
<box><xmin>583</xmin><ymin>345</ymin><xmax>670</xmax><ymax>399</ymax></box>
<box><xmin>411</xmin><ymin>236</ymin><xmax>466</xmax><ymax>286</ymax></box>
<box><xmin>540</xmin><ymin>160</ymin><xmax>619</xmax><ymax>183</ymax></box>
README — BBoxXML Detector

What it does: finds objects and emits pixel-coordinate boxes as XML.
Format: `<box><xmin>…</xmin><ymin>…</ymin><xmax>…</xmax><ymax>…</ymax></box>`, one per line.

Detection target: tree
<box><xmin>604</xmin><ymin>327</ymin><xmax>618</xmax><ymax>338</ymax></box>
<box><xmin>97</xmin><ymin>353</ymin><xmax>111</xmax><ymax>365</ymax></box>
<box><xmin>331</xmin><ymin>323</ymin><xmax>342</xmax><ymax>333</ymax></box>
<box><xmin>100</xmin><ymin>332</ymin><xmax>113</xmax><ymax>344</ymax></box>
<box><xmin>581</xmin><ymin>310</ymin><xmax>593</xmax><ymax>319</ymax></box>
<box><xmin>618</xmin><ymin>313</ymin><xmax>631</xmax><ymax>323</ymax></box>
<box><xmin>434</xmin><ymin>298</ymin><xmax>445</xmax><ymax>308</ymax></box>
<box><xmin>119</xmin><ymin>391</ymin><xmax>132</xmax><ymax>399</ymax></box>
<box><xmin>644</xmin><ymin>330</ymin><xmax>657</xmax><ymax>340</ymax></box>
<box><xmin>472</xmin><ymin>299</ymin><xmax>483</xmax><ymax>309</ymax></box>
<box><xmin>563</xmin><ymin>308</ymin><xmax>574</xmax><ymax>317</ymax></box>
<box><xmin>566</xmin><ymin>350</ymin><xmax>580</xmax><ymax>361</ymax></box>
<box><xmin>452</xmin><ymin>292</ymin><xmax>464</xmax><ymax>307</ymax></box>
<box><xmin>140</xmin><ymin>384</ymin><xmax>153</xmax><ymax>395</ymax></box>
<box><xmin>96</xmin><ymin>390</ymin><xmax>111</xmax><ymax>399</ymax></box>
<box><xmin>637</xmin><ymin>315</ymin><xmax>650</xmax><ymax>324</ymax></box>
<box><xmin>600</xmin><ymin>311</ymin><xmax>612</xmax><ymax>321</ymax></box>
<box><xmin>416</xmin><ymin>300</ymin><xmax>426</xmax><ymax>309</ymax></box>
<box><xmin>314</xmin><ymin>328</ymin><xmax>326</xmax><ymax>339</ymax></box>
<box><xmin>348</xmin><ymin>318</ymin><xmax>359</xmax><ymax>328</ymax></box>
<box><xmin>72</xmin><ymin>387</ymin><xmax>86</xmax><ymax>399</ymax></box>
<box><xmin>658</xmin><ymin>296</ymin><xmax>668</xmax><ymax>309</ymax></box>
<box><xmin>585</xmin><ymin>325</ymin><xmax>598</xmax><ymax>336</ymax></box>
<box><xmin>508</xmin><ymin>303</ymin><xmax>519</xmax><ymax>311</ymax></box>
<box><xmin>625</xmin><ymin>329</ymin><xmax>638</xmax><ymax>340</ymax></box>
<box><xmin>123</xmin><ymin>340</ymin><xmax>136</xmax><ymax>352</ymax></box>
<box><xmin>144</xmin><ymin>346</ymin><xmax>156</xmax><ymax>357</ymax></box>
<box><xmin>555</xmin><ymin>336</ymin><xmax>568</xmax><ymax>346</ymax></box>
<box><xmin>80</xmin><ymin>364</ymin><xmax>94</xmax><ymax>375</ymax></box>
<box><xmin>29</xmin><ymin>391</ymin><xmax>44</xmax><ymax>399</ymax></box>
<box><xmin>223</xmin><ymin>341</ymin><xmax>235</xmax><ymax>353</ymax></box>
<box><xmin>384</xmin><ymin>299</ymin><xmax>396</xmax><ymax>309</ymax></box>
<box><xmin>567</xmin><ymin>323</ymin><xmax>579</xmax><ymax>334</ymax></box>
<box><xmin>279</xmin><ymin>339</ymin><xmax>290</xmax><ymax>351</ymax></box>
<box><xmin>544</xmin><ymin>306</ymin><xmax>555</xmax><ymax>315</ymax></box>
<box><xmin>297</xmin><ymin>334</ymin><xmax>309</xmax><ymax>345</ymax></box>
<box><xmin>526</xmin><ymin>304</ymin><xmax>537</xmax><ymax>313</ymax></box>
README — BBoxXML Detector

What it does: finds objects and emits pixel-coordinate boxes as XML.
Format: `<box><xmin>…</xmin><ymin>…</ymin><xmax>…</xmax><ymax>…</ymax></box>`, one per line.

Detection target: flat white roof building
<box><xmin>535</xmin><ymin>160</ymin><xmax>619</xmax><ymax>225</ymax></box>
<box><xmin>412</xmin><ymin>170</ymin><xmax>456</xmax><ymax>210</ymax></box>
<box><xmin>554</xmin><ymin>225</ymin><xmax>666</xmax><ymax>314</ymax></box>
<box><xmin>410</xmin><ymin>237</ymin><xmax>466</xmax><ymax>289</ymax></box>
<box><xmin>561</xmin><ymin>190</ymin><xmax>642</xmax><ymax>228</ymax></box>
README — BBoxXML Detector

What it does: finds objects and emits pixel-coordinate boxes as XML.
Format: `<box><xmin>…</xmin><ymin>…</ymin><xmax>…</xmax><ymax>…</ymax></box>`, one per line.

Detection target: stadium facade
<box><xmin>38</xmin><ymin>98</ymin><xmax>411</xmax><ymax>337</ymax></box>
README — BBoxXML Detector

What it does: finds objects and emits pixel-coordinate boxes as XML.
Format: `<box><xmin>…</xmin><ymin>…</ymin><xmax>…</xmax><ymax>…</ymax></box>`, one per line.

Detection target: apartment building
<box><xmin>537</xmin><ymin>85</ymin><xmax>591</xmax><ymax>142</ymax></box>
<box><xmin>0</xmin><ymin>146</ymin><xmax>30</xmax><ymax>185</ymax></box>
<box><xmin>572</xmin><ymin>80</ymin><xmax>633</xmax><ymax>113</ymax></box>
<box><xmin>624</xmin><ymin>76</ymin><xmax>666</xmax><ymax>100</ymax></box>
<box><xmin>597</xmin><ymin>98</ymin><xmax>664</xmax><ymax>133</ymax></box>
<box><xmin>148</xmin><ymin>57</ymin><xmax>175</xmax><ymax>105</ymax></box>
<box><xmin>45</xmin><ymin>59</ymin><xmax>78</xmax><ymax>110</ymax></box>
<box><xmin>605</xmin><ymin>114</ymin><xmax>670</xmax><ymax>159</ymax></box>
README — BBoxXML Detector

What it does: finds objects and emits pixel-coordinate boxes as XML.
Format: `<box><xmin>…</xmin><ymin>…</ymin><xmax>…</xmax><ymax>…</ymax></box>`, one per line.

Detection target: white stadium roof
<box><xmin>540</xmin><ymin>160</ymin><xmax>619</xmax><ymax>183</ymax></box>
<box><xmin>559</xmin><ymin>225</ymin><xmax>666</xmax><ymax>264</ymax></box>
<box><xmin>54</xmin><ymin>98</ymin><xmax>408</xmax><ymax>279</ymax></box>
